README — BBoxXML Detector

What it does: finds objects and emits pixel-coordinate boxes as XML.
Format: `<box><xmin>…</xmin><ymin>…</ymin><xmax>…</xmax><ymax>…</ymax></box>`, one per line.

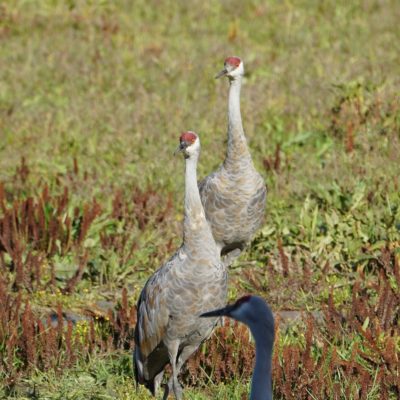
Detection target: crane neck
<box><xmin>250</xmin><ymin>321</ymin><xmax>273</xmax><ymax>400</ymax></box>
<box><xmin>224</xmin><ymin>76</ymin><xmax>252</xmax><ymax>170</ymax></box>
<box><xmin>183</xmin><ymin>154</ymin><xmax>214</xmax><ymax>252</ymax></box>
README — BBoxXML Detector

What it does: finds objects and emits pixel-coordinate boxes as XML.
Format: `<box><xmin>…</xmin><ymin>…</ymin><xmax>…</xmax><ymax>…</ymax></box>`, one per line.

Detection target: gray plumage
<box><xmin>134</xmin><ymin>132</ymin><xmax>227</xmax><ymax>399</ymax></box>
<box><xmin>199</xmin><ymin>57</ymin><xmax>267</xmax><ymax>265</ymax></box>
<box><xmin>201</xmin><ymin>295</ymin><xmax>275</xmax><ymax>400</ymax></box>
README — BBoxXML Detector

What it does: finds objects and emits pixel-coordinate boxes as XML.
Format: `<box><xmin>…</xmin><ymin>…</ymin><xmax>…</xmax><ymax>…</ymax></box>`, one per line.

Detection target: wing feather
<box><xmin>134</xmin><ymin>252</ymin><xmax>181</xmax><ymax>383</ymax></box>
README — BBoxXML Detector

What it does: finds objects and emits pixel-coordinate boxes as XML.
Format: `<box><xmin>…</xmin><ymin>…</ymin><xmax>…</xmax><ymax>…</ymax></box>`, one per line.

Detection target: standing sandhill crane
<box><xmin>199</xmin><ymin>57</ymin><xmax>267</xmax><ymax>266</ymax></box>
<box><xmin>134</xmin><ymin>131</ymin><xmax>227</xmax><ymax>400</ymax></box>
<box><xmin>201</xmin><ymin>295</ymin><xmax>275</xmax><ymax>400</ymax></box>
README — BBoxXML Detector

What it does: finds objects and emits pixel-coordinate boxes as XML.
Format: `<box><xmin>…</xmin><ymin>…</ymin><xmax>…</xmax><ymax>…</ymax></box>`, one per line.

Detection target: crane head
<box><xmin>215</xmin><ymin>56</ymin><xmax>244</xmax><ymax>79</ymax></box>
<box><xmin>200</xmin><ymin>295</ymin><xmax>274</xmax><ymax>334</ymax></box>
<box><xmin>174</xmin><ymin>131</ymin><xmax>200</xmax><ymax>158</ymax></box>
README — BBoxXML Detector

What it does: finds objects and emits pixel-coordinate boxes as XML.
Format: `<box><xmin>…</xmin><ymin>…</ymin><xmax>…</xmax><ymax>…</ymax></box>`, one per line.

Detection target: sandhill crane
<box><xmin>199</xmin><ymin>57</ymin><xmax>267</xmax><ymax>266</ymax></box>
<box><xmin>134</xmin><ymin>131</ymin><xmax>227</xmax><ymax>400</ymax></box>
<box><xmin>201</xmin><ymin>295</ymin><xmax>275</xmax><ymax>400</ymax></box>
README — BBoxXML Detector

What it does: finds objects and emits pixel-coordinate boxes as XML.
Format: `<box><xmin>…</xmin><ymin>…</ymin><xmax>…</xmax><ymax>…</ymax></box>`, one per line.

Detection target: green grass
<box><xmin>1</xmin><ymin>0</ymin><xmax>399</xmax><ymax>398</ymax></box>
<box><xmin>5</xmin><ymin>354</ymin><xmax>249</xmax><ymax>400</ymax></box>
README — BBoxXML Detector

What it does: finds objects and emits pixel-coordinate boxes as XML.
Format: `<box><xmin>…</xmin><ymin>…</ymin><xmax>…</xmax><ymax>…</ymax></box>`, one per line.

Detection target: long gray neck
<box><xmin>250</xmin><ymin>322</ymin><xmax>273</xmax><ymax>400</ymax></box>
<box><xmin>183</xmin><ymin>154</ymin><xmax>213</xmax><ymax>251</ymax></box>
<box><xmin>224</xmin><ymin>76</ymin><xmax>252</xmax><ymax>169</ymax></box>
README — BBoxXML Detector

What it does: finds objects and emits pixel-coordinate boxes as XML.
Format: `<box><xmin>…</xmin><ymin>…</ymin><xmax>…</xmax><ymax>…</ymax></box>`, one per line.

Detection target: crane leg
<box><xmin>153</xmin><ymin>369</ymin><xmax>164</xmax><ymax>395</ymax></box>
<box><xmin>163</xmin><ymin>342</ymin><xmax>199</xmax><ymax>399</ymax></box>
<box><xmin>175</xmin><ymin>343</ymin><xmax>198</xmax><ymax>372</ymax></box>
<box><xmin>166</xmin><ymin>343</ymin><xmax>200</xmax><ymax>399</ymax></box>
<box><xmin>166</xmin><ymin>341</ymin><xmax>182</xmax><ymax>400</ymax></box>
<box><xmin>161</xmin><ymin>382</ymin><xmax>169</xmax><ymax>400</ymax></box>
<box><xmin>222</xmin><ymin>248</ymin><xmax>241</xmax><ymax>268</ymax></box>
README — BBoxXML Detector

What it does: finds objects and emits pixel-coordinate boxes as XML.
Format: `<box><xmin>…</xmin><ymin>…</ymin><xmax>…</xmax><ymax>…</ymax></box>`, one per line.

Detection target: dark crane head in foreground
<box><xmin>201</xmin><ymin>295</ymin><xmax>275</xmax><ymax>400</ymax></box>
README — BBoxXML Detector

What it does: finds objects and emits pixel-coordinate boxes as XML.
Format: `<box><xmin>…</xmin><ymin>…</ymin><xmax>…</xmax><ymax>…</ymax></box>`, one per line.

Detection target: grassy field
<box><xmin>1</xmin><ymin>0</ymin><xmax>399</xmax><ymax>399</ymax></box>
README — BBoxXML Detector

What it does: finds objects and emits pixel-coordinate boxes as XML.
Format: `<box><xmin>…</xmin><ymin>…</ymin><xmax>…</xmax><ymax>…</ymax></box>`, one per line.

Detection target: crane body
<box><xmin>134</xmin><ymin>132</ymin><xmax>227</xmax><ymax>399</ymax></box>
<box><xmin>199</xmin><ymin>57</ymin><xmax>267</xmax><ymax>265</ymax></box>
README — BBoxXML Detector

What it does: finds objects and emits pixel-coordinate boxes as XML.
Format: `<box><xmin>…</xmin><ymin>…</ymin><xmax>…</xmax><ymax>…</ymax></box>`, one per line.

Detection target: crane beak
<box><xmin>215</xmin><ymin>68</ymin><xmax>228</xmax><ymax>79</ymax></box>
<box><xmin>200</xmin><ymin>304</ymin><xmax>234</xmax><ymax>318</ymax></box>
